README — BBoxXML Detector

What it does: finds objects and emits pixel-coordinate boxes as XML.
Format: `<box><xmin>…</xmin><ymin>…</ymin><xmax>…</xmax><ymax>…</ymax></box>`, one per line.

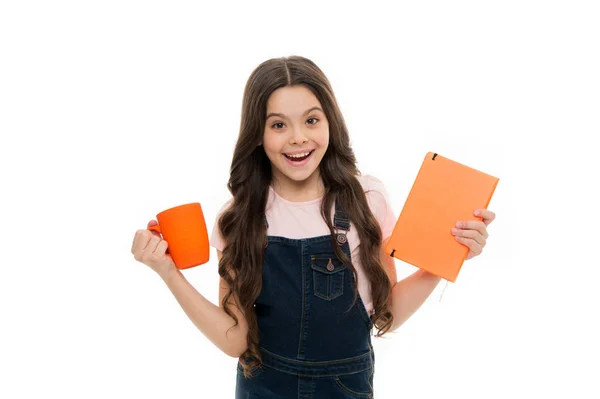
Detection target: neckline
<box><xmin>269</xmin><ymin>185</ymin><xmax>323</xmax><ymax>206</ymax></box>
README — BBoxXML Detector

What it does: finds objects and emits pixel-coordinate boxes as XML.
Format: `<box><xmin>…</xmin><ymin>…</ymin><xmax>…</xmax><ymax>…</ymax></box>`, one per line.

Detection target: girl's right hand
<box><xmin>131</xmin><ymin>220</ymin><xmax>177</xmax><ymax>278</ymax></box>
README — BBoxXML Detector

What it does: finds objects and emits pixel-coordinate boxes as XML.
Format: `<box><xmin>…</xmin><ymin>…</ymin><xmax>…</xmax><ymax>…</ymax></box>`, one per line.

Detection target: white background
<box><xmin>1</xmin><ymin>1</ymin><xmax>599</xmax><ymax>398</ymax></box>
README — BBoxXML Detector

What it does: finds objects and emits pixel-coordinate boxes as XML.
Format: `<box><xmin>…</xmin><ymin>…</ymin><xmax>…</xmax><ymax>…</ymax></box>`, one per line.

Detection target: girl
<box><xmin>131</xmin><ymin>56</ymin><xmax>496</xmax><ymax>398</ymax></box>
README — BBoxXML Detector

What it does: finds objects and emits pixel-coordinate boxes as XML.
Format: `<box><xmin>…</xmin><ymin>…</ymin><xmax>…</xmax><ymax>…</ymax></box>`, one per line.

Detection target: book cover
<box><xmin>385</xmin><ymin>152</ymin><xmax>499</xmax><ymax>282</ymax></box>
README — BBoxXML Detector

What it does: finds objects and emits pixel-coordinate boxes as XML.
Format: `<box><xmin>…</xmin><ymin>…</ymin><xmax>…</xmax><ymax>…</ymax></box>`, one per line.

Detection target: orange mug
<box><xmin>147</xmin><ymin>202</ymin><xmax>210</xmax><ymax>270</ymax></box>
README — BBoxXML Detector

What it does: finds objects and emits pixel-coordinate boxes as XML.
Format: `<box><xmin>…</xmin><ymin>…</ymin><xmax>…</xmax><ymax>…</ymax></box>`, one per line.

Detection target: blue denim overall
<box><xmin>236</xmin><ymin>200</ymin><xmax>376</xmax><ymax>398</ymax></box>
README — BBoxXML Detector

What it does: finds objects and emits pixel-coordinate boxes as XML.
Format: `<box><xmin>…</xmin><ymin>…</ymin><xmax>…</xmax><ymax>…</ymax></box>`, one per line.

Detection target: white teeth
<box><xmin>286</xmin><ymin>151</ymin><xmax>311</xmax><ymax>158</ymax></box>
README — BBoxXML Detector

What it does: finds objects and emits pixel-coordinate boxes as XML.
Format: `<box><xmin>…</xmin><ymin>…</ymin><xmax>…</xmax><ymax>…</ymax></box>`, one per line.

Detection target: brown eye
<box><xmin>272</xmin><ymin>122</ymin><xmax>285</xmax><ymax>129</ymax></box>
<box><xmin>307</xmin><ymin>117</ymin><xmax>319</xmax><ymax>125</ymax></box>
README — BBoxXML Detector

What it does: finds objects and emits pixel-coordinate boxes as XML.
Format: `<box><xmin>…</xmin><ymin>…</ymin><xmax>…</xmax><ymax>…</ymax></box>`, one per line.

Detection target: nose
<box><xmin>289</xmin><ymin>125</ymin><xmax>308</xmax><ymax>145</ymax></box>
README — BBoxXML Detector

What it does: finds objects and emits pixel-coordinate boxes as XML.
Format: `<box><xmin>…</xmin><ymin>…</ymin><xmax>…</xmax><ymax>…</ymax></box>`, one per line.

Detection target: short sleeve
<box><xmin>362</xmin><ymin>175</ymin><xmax>397</xmax><ymax>241</ymax></box>
<box><xmin>209</xmin><ymin>199</ymin><xmax>233</xmax><ymax>252</ymax></box>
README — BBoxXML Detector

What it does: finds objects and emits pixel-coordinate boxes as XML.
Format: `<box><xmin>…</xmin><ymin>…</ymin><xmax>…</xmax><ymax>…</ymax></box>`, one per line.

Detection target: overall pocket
<box><xmin>311</xmin><ymin>254</ymin><xmax>347</xmax><ymax>300</ymax></box>
<box><xmin>333</xmin><ymin>367</ymin><xmax>374</xmax><ymax>398</ymax></box>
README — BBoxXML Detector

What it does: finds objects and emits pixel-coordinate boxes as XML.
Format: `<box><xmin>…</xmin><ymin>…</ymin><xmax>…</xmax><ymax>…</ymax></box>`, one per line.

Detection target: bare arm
<box><xmin>159</xmin><ymin>250</ymin><xmax>249</xmax><ymax>357</ymax></box>
<box><xmin>376</xmin><ymin>237</ymin><xmax>442</xmax><ymax>332</ymax></box>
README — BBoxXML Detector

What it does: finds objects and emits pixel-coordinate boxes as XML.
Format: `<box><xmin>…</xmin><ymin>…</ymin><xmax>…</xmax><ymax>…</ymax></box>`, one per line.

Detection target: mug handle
<box><xmin>148</xmin><ymin>225</ymin><xmax>161</xmax><ymax>234</ymax></box>
<box><xmin>147</xmin><ymin>224</ymin><xmax>170</xmax><ymax>254</ymax></box>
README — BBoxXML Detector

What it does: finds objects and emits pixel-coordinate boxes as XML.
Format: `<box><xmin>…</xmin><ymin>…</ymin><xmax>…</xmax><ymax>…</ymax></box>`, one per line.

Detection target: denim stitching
<box><xmin>311</xmin><ymin>255</ymin><xmax>345</xmax><ymax>300</ymax></box>
<box><xmin>298</xmin><ymin>242</ymin><xmax>307</xmax><ymax>359</ymax></box>
<box><xmin>334</xmin><ymin>377</ymin><xmax>372</xmax><ymax>397</ymax></box>
<box><xmin>261</xmin><ymin>347</ymin><xmax>372</xmax><ymax>365</ymax></box>
<box><xmin>265</xmin><ymin>363</ymin><xmax>372</xmax><ymax>378</ymax></box>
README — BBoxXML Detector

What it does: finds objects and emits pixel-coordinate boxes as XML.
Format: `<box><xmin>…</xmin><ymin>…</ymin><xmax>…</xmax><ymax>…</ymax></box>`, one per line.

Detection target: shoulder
<box><xmin>356</xmin><ymin>174</ymin><xmax>397</xmax><ymax>237</ymax></box>
<box><xmin>212</xmin><ymin>197</ymin><xmax>234</xmax><ymax>232</ymax></box>
<box><xmin>210</xmin><ymin>197</ymin><xmax>234</xmax><ymax>251</ymax></box>
<box><xmin>357</xmin><ymin>174</ymin><xmax>390</xmax><ymax>200</ymax></box>
<box><xmin>217</xmin><ymin>197</ymin><xmax>234</xmax><ymax>215</ymax></box>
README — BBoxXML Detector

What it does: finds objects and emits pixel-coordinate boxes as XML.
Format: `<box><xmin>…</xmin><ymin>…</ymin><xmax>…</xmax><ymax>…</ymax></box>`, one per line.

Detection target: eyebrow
<box><xmin>266</xmin><ymin>106</ymin><xmax>324</xmax><ymax>120</ymax></box>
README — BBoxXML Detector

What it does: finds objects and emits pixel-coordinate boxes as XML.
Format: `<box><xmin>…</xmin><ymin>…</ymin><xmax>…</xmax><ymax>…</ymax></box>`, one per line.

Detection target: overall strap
<box><xmin>333</xmin><ymin>198</ymin><xmax>351</xmax><ymax>246</ymax></box>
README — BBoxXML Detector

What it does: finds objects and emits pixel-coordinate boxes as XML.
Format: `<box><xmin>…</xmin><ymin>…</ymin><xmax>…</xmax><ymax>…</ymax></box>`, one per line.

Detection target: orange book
<box><xmin>384</xmin><ymin>152</ymin><xmax>499</xmax><ymax>282</ymax></box>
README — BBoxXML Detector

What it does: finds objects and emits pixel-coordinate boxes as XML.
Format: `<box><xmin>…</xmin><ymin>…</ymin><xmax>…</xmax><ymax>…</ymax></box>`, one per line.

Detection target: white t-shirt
<box><xmin>210</xmin><ymin>174</ymin><xmax>397</xmax><ymax>314</ymax></box>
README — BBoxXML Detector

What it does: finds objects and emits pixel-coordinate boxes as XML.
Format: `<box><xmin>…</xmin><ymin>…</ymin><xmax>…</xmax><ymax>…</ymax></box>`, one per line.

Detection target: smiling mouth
<box><xmin>284</xmin><ymin>150</ymin><xmax>314</xmax><ymax>162</ymax></box>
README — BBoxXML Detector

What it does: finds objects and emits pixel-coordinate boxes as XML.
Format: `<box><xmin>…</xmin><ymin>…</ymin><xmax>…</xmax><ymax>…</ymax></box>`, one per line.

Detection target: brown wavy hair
<box><xmin>218</xmin><ymin>55</ymin><xmax>393</xmax><ymax>378</ymax></box>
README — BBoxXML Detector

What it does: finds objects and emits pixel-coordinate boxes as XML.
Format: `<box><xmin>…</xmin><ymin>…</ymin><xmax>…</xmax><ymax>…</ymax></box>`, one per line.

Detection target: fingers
<box><xmin>452</xmin><ymin>227</ymin><xmax>486</xmax><ymax>246</ymax></box>
<box><xmin>455</xmin><ymin>220</ymin><xmax>488</xmax><ymax>239</ymax></box>
<box><xmin>454</xmin><ymin>209</ymin><xmax>495</xmax><ymax>260</ymax></box>
<box><xmin>131</xmin><ymin>229</ymin><xmax>167</xmax><ymax>261</ymax></box>
<box><xmin>475</xmin><ymin>209</ymin><xmax>496</xmax><ymax>226</ymax></box>
<box><xmin>454</xmin><ymin>235</ymin><xmax>483</xmax><ymax>256</ymax></box>
<box><xmin>131</xmin><ymin>229</ymin><xmax>148</xmax><ymax>255</ymax></box>
<box><xmin>153</xmin><ymin>238</ymin><xmax>169</xmax><ymax>255</ymax></box>
<box><xmin>146</xmin><ymin>234</ymin><xmax>163</xmax><ymax>253</ymax></box>
<box><xmin>131</xmin><ymin>229</ymin><xmax>151</xmax><ymax>257</ymax></box>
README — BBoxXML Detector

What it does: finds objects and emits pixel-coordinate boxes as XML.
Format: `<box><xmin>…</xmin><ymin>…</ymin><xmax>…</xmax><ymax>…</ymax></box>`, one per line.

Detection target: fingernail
<box><xmin>474</xmin><ymin>210</ymin><xmax>480</xmax><ymax>216</ymax></box>
<box><xmin>456</xmin><ymin>222</ymin><xmax>462</xmax><ymax>228</ymax></box>
<box><xmin>452</xmin><ymin>228</ymin><xmax>458</xmax><ymax>234</ymax></box>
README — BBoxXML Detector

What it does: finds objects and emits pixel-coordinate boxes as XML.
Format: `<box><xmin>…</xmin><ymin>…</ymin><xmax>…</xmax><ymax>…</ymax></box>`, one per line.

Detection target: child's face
<box><xmin>262</xmin><ymin>85</ymin><xmax>330</xmax><ymax>187</ymax></box>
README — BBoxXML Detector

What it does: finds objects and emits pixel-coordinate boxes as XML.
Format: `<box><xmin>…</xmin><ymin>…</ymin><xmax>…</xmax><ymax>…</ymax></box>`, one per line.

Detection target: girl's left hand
<box><xmin>451</xmin><ymin>209</ymin><xmax>496</xmax><ymax>260</ymax></box>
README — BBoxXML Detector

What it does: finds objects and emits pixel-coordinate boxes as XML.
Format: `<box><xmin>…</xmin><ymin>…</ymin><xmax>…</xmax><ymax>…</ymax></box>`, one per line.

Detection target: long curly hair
<box><xmin>218</xmin><ymin>56</ymin><xmax>393</xmax><ymax>378</ymax></box>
